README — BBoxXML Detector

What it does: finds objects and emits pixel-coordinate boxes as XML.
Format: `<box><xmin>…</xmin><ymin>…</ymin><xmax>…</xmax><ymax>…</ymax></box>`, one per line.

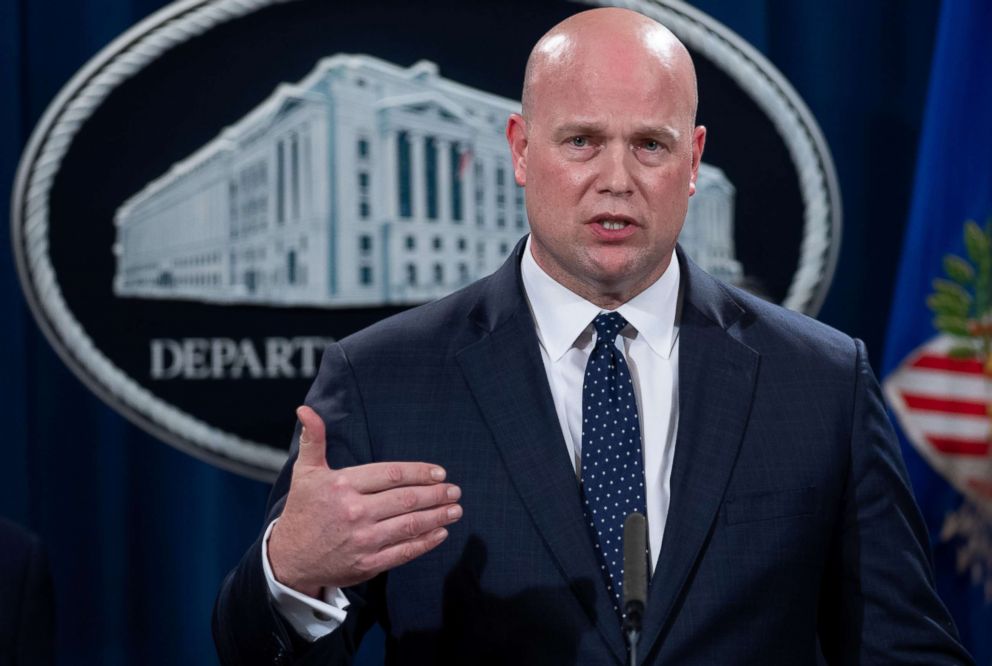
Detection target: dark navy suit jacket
<box><xmin>214</xmin><ymin>242</ymin><xmax>972</xmax><ymax>665</ymax></box>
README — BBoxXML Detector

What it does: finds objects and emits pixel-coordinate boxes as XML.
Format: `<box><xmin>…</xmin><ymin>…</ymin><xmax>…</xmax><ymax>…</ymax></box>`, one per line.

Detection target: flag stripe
<box><xmin>888</xmin><ymin>366</ymin><xmax>989</xmax><ymax>400</ymax></box>
<box><xmin>904</xmin><ymin>411</ymin><xmax>989</xmax><ymax>439</ymax></box>
<box><xmin>926</xmin><ymin>434</ymin><xmax>991</xmax><ymax>456</ymax></box>
<box><xmin>911</xmin><ymin>354</ymin><xmax>984</xmax><ymax>375</ymax></box>
<box><xmin>902</xmin><ymin>393</ymin><xmax>988</xmax><ymax>416</ymax></box>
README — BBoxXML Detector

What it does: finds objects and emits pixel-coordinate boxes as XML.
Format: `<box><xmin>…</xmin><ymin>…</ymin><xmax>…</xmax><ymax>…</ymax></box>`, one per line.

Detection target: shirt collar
<box><xmin>520</xmin><ymin>236</ymin><xmax>681</xmax><ymax>361</ymax></box>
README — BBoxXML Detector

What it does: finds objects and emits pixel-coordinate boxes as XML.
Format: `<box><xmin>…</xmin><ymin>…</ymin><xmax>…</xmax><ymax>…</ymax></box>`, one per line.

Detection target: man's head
<box><xmin>507</xmin><ymin>8</ymin><xmax>705</xmax><ymax>308</ymax></box>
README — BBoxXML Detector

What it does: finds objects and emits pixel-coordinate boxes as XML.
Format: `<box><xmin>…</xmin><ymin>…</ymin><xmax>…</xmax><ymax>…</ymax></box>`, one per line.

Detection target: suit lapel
<box><xmin>638</xmin><ymin>252</ymin><xmax>760</xmax><ymax>663</ymax></box>
<box><xmin>456</xmin><ymin>244</ymin><xmax>627</xmax><ymax>664</ymax></box>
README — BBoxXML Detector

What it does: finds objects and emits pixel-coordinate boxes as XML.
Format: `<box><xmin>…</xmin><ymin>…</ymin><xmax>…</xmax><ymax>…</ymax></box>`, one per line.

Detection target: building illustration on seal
<box><xmin>113</xmin><ymin>54</ymin><xmax>741</xmax><ymax>307</ymax></box>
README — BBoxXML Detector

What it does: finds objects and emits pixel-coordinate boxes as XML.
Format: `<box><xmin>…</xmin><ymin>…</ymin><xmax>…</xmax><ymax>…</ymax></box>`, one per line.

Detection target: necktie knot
<box><xmin>593</xmin><ymin>312</ymin><xmax>628</xmax><ymax>347</ymax></box>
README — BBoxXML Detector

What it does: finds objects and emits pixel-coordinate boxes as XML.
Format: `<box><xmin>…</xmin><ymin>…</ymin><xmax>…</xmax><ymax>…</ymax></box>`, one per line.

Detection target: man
<box><xmin>214</xmin><ymin>8</ymin><xmax>973</xmax><ymax>664</ymax></box>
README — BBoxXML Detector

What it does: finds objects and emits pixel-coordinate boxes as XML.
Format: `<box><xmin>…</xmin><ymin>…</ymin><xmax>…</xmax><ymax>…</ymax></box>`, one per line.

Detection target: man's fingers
<box><xmin>295</xmin><ymin>405</ymin><xmax>329</xmax><ymax>469</ymax></box>
<box><xmin>348</xmin><ymin>461</ymin><xmax>448</xmax><ymax>493</ymax></box>
<box><xmin>369</xmin><ymin>503</ymin><xmax>462</xmax><ymax>550</ymax></box>
<box><xmin>359</xmin><ymin>527</ymin><xmax>450</xmax><ymax>575</ymax></box>
<box><xmin>367</xmin><ymin>483</ymin><xmax>462</xmax><ymax>521</ymax></box>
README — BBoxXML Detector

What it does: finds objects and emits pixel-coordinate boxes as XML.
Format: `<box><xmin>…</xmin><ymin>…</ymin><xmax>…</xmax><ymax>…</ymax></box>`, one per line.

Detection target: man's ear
<box><xmin>506</xmin><ymin>113</ymin><xmax>528</xmax><ymax>187</ymax></box>
<box><xmin>688</xmin><ymin>124</ymin><xmax>706</xmax><ymax>197</ymax></box>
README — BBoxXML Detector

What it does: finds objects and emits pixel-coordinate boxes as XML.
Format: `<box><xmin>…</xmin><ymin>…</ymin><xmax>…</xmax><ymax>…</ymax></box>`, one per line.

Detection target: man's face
<box><xmin>507</xmin><ymin>41</ymin><xmax>705</xmax><ymax>304</ymax></box>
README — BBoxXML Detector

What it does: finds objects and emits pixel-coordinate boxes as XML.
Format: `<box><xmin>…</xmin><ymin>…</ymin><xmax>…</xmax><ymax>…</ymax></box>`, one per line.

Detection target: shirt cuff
<box><xmin>262</xmin><ymin>519</ymin><xmax>349</xmax><ymax>642</ymax></box>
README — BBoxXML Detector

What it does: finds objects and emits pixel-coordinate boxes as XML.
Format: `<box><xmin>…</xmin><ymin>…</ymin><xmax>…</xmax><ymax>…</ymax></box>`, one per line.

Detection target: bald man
<box><xmin>214</xmin><ymin>9</ymin><xmax>972</xmax><ymax>665</ymax></box>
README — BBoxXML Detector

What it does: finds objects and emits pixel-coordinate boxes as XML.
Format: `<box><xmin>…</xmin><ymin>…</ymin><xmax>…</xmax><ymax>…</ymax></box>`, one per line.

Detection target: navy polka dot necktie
<box><xmin>581</xmin><ymin>312</ymin><xmax>647</xmax><ymax>615</ymax></box>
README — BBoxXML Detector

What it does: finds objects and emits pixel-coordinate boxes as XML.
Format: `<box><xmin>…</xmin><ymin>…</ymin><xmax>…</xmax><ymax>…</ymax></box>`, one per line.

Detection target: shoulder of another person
<box><xmin>0</xmin><ymin>519</ymin><xmax>42</xmax><ymax>569</ymax></box>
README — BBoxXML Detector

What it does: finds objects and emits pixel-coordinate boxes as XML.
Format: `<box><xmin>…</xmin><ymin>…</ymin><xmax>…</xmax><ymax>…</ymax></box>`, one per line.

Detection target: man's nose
<box><xmin>597</xmin><ymin>143</ymin><xmax>635</xmax><ymax>197</ymax></box>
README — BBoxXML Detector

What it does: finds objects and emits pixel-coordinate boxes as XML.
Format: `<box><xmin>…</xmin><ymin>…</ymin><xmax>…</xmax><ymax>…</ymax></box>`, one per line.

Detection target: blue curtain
<box><xmin>0</xmin><ymin>0</ymin><xmax>945</xmax><ymax>663</ymax></box>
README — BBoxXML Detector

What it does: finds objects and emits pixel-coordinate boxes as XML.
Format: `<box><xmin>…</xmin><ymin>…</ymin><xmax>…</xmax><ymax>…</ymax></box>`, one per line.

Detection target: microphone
<box><xmin>623</xmin><ymin>512</ymin><xmax>648</xmax><ymax>665</ymax></box>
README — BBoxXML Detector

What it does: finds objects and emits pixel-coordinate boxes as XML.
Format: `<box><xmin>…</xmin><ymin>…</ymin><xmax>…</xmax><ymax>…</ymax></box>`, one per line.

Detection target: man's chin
<box><xmin>585</xmin><ymin>250</ymin><xmax>647</xmax><ymax>280</ymax></box>
<box><xmin>582</xmin><ymin>251</ymin><xmax>671</xmax><ymax>294</ymax></box>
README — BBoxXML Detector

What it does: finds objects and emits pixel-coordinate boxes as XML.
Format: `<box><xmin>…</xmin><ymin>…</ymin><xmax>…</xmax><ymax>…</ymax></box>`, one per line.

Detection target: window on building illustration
<box><xmin>458</xmin><ymin>263</ymin><xmax>469</xmax><ymax>284</ymax></box>
<box><xmin>433</xmin><ymin>263</ymin><xmax>443</xmax><ymax>285</ymax></box>
<box><xmin>229</xmin><ymin>180</ymin><xmax>239</xmax><ymax>233</ymax></box>
<box><xmin>425</xmin><ymin>137</ymin><xmax>438</xmax><ymax>220</ymax></box>
<box><xmin>406</xmin><ymin>264</ymin><xmax>417</xmax><ymax>286</ymax></box>
<box><xmin>405</xmin><ymin>235</ymin><xmax>415</xmax><ymax>250</ymax></box>
<box><xmin>360</xmin><ymin>235</ymin><xmax>372</xmax><ymax>254</ymax></box>
<box><xmin>474</xmin><ymin>163</ymin><xmax>484</xmax><ymax>203</ymax></box>
<box><xmin>398</xmin><ymin>132</ymin><xmax>412</xmax><ymax>218</ymax></box>
<box><xmin>500</xmin><ymin>242</ymin><xmax>509</xmax><ymax>256</ymax></box>
<box><xmin>450</xmin><ymin>143</ymin><xmax>463</xmax><ymax>223</ymax></box>
<box><xmin>495</xmin><ymin>166</ymin><xmax>506</xmax><ymax>220</ymax></box>
<box><xmin>457</xmin><ymin>237</ymin><xmax>466</xmax><ymax>252</ymax></box>
<box><xmin>276</xmin><ymin>140</ymin><xmax>285</xmax><ymax>224</ymax></box>
<box><xmin>358</xmin><ymin>171</ymin><xmax>371</xmax><ymax>219</ymax></box>
<box><xmin>291</xmin><ymin>133</ymin><xmax>300</xmax><ymax>221</ymax></box>
<box><xmin>360</xmin><ymin>265</ymin><xmax>373</xmax><ymax>285</ymax></box>
<box><xmin>476</xmin><ymin>241</ymin><xmax>484</xmax><ymax>258</ymax></box>
<box><xmin>357</xmin><ymin>137</ymin><xmax>370</xmax><ymax>160</ymax></box>
<box><xmin>287</xmin><ymin>250</ymin><xmax>297</xmax><ymax>285</ymax></box>
<box><xmin>433</xmin><ymin>236</ymin><xmax>442</xmax><ymax>251</ymax></box>
<box><xmin>474</xmin><ymin>161</ymin><xmax>485</xmax><ymax>227</ymax></box>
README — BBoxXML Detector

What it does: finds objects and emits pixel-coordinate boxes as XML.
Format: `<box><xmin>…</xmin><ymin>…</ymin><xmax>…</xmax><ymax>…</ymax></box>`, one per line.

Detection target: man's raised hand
<box><xmin>267</xmin><ymin>405</ymin><xmax>462</xmax><ymax>598</ymax></box>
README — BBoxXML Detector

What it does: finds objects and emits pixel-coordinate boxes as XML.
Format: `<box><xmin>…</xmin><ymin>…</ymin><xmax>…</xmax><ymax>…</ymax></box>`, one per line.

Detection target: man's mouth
<box><xmin>600</xmin><ymin>219</ymin><xmax>630</xmax><ymax>231</ymax></box>
<box><xmin>589</xmin><ymin>214</ymin><xmax>637</xmax><ymax>232</ymax></box>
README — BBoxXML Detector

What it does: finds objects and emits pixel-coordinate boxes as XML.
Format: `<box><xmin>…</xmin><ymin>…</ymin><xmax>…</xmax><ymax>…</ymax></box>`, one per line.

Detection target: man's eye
<box><xmin>569</xmin><ymin>136</ymin><xmax>588</xmax><ymax>148</ymax></box>
<box><xmin>642</xmin><ymin>139</ymin><xmax>661</xmax><ymax>151</ymax></box>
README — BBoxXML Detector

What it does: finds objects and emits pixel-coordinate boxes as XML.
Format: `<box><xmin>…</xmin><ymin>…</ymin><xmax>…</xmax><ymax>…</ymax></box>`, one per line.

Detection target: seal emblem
<box><xmin>12</xmin><ymin>0</ymin><xmax>841</xmax><ymax>478</ymax></box>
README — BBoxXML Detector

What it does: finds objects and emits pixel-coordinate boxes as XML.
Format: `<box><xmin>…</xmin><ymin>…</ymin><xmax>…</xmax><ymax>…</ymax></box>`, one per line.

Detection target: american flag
<box><xmin>884</xmin><ymin>334</ymin><xmax>992</xmax><ymax>510</ymax></box>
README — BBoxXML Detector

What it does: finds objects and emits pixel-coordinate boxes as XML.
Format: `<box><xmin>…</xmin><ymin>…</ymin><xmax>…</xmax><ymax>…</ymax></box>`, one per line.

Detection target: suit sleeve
<box><xmin>213</xmin><ymin>342</ymin><xmax>383</xmax><ymax>666</ymax></box>
<box><xmin>817</xmin><ymin>339</ymin><xmax>974</xmax><ymax>665</ymax></box>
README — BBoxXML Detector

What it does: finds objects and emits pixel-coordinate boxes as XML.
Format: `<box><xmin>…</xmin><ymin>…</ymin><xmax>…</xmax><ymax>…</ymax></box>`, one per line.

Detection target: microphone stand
<box><xmin>623</xmin><ymin>601</ymin><xmax>643</xmax><ymax>666</ymax></box>
<box><xmin>622</xmin><ymin>512</ymin><xmax>648</xmax><ymax>666</ymax></box>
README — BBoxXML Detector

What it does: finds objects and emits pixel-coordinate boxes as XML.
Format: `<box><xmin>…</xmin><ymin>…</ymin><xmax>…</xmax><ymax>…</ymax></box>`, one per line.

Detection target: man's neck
<box><xmin>528</xmin><ymin>246</ymin><xmax>674</xmax><ymax>310</ymax></box>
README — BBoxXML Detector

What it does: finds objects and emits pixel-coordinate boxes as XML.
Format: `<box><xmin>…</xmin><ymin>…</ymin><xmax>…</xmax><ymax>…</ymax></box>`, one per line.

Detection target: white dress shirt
<box><xmin>264</xmin><ymin>237</ymin><xmax>682</xmax><ymax>639</ymax></box>
<box><xmin>520</xmin><ymin>237</ymin><xmax>681</xmax><ymax>575</ymax></box>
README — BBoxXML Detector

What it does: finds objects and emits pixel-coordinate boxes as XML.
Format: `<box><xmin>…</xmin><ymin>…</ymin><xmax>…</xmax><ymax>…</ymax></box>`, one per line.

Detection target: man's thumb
<box><xmin>294</xmin><ymin>405</ymin><xmax>328</xmax><ymax>468</ymax></box>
